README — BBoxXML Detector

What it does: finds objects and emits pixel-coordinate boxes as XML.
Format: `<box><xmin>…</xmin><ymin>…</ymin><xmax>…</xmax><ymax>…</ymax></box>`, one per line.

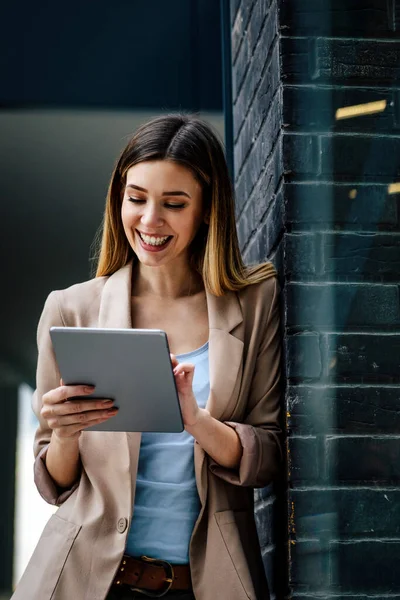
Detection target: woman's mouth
<box><xmin>136</xmin><ymin>230</ymin><xmax>173</xmax><ymax>252</ymax></box>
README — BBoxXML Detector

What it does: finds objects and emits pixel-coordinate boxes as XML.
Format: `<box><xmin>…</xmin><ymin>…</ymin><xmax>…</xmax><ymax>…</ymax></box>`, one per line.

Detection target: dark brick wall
<box><xmin>230</xmin><ymin>0</ymin><xmax>400</xmax><ymax>598</ymax></box>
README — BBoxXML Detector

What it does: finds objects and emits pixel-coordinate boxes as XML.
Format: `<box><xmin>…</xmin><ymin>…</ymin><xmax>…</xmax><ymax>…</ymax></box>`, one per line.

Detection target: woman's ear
<box><xmin>204</xmin><ymin>211</ymin><xmax>210</xmax><ymax>225</ymax></box>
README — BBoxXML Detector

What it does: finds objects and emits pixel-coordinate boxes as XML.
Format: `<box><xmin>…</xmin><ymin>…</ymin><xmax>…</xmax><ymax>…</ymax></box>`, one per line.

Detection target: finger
<box><xmin>54</xmin><ymin>412</ymin><xmax>118</xmax><ymax>438</ymax></box>
<box><xmin>170</xmin><ymin>354</ymin><xmax>179</xmax><ymax>368</ymax></box>
<box><xmin>44</xmin><ymin>398</ymin><xmax>114</xmax><ymax>418</ymax></box>
<box><xmin>43</xmin><ymin>384</ymin><xmax>96</xmax><ymax>405</ymax></box>
<box><xmin>173</xmin><ymin>363</ymin><xmax>195</xmax><ymax>376</ymax></box>
<box><xmin>62</xmin><ymin>398</ymin><xmax>114</xmax><ymax>415</ymax></box>
<box><xmin>47</xmin><ymin>407</ymin><xmax>118</xmax><ymax>429</ymax></box>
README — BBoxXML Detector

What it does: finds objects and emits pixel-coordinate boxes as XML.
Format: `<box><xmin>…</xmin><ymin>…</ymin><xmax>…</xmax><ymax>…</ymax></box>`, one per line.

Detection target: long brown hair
<box><xmin>94</xmin><ymin>114</ymin><xmax>276</xmax><ymax>296</ymax></box>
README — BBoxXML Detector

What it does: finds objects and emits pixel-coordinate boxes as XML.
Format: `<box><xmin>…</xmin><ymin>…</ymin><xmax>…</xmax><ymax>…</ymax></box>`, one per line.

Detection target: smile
<box><xmin>137</xmin><ymin>231</ymin><xmax>173</xmax><ymax>250</ymax></box>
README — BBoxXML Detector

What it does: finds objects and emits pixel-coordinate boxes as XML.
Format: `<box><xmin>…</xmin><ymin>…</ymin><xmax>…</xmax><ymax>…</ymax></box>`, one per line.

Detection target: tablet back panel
<box><xmin>49</xmin><ymin>327</ymin><xmax>184</xmax><ymax>433</ymax></box>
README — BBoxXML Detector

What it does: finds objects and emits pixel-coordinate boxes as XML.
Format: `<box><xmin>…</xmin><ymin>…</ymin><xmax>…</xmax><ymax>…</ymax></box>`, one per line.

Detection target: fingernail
<box><xmin>84</xmin><ymin>386</ymin><xmax>95</xmax><ymax>393</ymax></box>
<box><xmin>102</xmin><ymin>399</ymin><xmax>113</xmax><ymax>403</ymax></box>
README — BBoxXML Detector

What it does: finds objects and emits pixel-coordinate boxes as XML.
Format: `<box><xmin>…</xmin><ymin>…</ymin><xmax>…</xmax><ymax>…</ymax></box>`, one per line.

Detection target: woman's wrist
<box><xmin>51</xmin><ymin>430</ymin><xmax>81</xmax><ymax>449</ymax></box>
<box><xmin>184</xmin><ymin>406</ymin><xmax>210</xmax><ymax>434</ymax></box>
<box><xmin>46</xmin><ymin>431</ymin><xmax>81</xmax><ymax>489</ymax></box>
<box><xmin>185</xmin><ymin>408</ymin><xmax>242</xmax><ymax>469</ymax></box>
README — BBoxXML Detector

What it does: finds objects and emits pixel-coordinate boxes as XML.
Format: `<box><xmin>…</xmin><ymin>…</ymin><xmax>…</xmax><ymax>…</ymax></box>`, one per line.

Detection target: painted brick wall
<box><xmin>230</xmin><ymin>0</ymin><xmax>400</xmax><ymax>598</ymax></box>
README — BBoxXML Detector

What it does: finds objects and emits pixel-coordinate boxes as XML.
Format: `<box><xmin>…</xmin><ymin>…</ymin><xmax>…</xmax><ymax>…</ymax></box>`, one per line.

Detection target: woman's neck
<box><xmin>132</xmin><ymin>263</ymin><xmax>204</xmax><ymax>300</ymax></box>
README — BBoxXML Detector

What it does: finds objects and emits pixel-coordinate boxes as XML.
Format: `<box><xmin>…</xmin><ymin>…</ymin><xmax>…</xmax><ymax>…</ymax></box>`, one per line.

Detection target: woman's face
<box><xmin>121</xmin><ymin>160</ymin><xmax>205</xmax><ymax>269</ymax></box>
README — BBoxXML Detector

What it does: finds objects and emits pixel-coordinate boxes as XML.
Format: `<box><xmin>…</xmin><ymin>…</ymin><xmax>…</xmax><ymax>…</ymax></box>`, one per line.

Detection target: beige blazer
<box><xmin>12</xmin><ymin>261</ymin><xmax>282</xmax><ymax>600</ymax></box>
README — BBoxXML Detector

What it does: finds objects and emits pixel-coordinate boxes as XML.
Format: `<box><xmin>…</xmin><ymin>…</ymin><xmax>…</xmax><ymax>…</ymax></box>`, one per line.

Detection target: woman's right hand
<box><xmin>41</xmin><ymin>380</ymin><xmax>118</xmax><ymax>440</ymax></box>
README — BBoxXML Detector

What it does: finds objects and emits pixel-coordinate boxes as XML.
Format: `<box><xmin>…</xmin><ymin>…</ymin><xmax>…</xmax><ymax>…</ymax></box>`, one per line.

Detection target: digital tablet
<box><xmin>49</xmin><ymin>327</ymin><xmax>184</xmax><ymax>433</ymax></box>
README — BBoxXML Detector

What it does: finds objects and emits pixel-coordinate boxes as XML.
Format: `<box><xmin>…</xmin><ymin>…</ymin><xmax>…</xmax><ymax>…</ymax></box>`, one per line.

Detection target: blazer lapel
<box><xmin>98</xmin><ymin>261</ymin><xmax>141</xmax><ymax>508</ymax></box>
<box><xmin>205</xmin><ymin>289</ymin><xmax>244</xmax><ymax>421</ymax></box>
<box><xmin>194</xmin><ymin>288</ymin><xmax>244</xmax><ymax>507</ymax></box>
<box><xmin>98</xmin><ymin>262</ymin><xmax>133</xmax><ymax>329</ymax></box>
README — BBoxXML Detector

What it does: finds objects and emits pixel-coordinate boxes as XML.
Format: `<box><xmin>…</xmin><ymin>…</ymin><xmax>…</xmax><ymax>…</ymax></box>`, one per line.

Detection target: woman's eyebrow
<box><xmin>126</xmin><ymin>184</ymin><xmax>147</xmax><ymax>192</ymax></box>
<box><xmin>126</xmin><ymin>184</ymin><xmax>191</xmax><ymax>198</ymax></box>
<box><xmin>162</xmin><ymin>190</ymin><xmax>191</xmax><ymax>198</ymax></box>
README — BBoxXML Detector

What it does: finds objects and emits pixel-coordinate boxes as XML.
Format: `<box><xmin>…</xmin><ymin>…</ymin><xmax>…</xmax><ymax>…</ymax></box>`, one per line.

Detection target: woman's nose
<box><xmin>141</xmin><ymin>205</ymin><xmax>163</xmax><ymax>227</ymax></box>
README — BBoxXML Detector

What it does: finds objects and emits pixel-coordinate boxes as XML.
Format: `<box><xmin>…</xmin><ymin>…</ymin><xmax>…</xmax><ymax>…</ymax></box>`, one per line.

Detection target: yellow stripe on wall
<box><xmin>335</xmin><ymin>100</ymin><xmax>387</xmax><ymax>120</ymax></box>
<box><xmin>388</xmin><ymin>183</ymin><xmax>400</xmax><ymax>195</ymax></box>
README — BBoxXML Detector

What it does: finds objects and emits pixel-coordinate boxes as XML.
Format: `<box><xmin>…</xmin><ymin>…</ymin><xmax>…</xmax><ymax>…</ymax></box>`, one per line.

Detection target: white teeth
<box><xmin>139</xmin><ymin>232</ymin><xmax>170</xmax><ymax>246</ymax></box>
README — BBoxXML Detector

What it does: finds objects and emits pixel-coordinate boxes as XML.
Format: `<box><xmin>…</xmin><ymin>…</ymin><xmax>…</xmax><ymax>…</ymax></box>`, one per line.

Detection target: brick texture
<box><xmin>279</xmin><ymin>0</ymin><xmax>400</xmax><ymax>37</ymax></box>
<box><xmin>230</xmin><ymin>0</ymin><xmax>400</xmax><ymax>597</ymax></box>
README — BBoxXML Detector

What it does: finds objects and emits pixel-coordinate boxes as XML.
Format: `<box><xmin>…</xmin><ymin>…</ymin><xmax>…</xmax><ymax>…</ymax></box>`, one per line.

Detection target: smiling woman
<box><xmin>121</xmin><ymin>161</ymin><xmax>204</xmax><ymax>265</ymax></box>
<box><xmin>12</xmin><ymin>114</ymin><xmax>282</xmax><ymax>600</ymax></box>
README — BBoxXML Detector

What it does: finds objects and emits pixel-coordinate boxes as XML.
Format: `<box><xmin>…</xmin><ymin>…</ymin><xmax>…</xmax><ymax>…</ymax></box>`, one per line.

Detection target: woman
<box><xmin>12</xmin><ymin>114</ymin><xmax>282</xmax><ymax>600</ymax></box>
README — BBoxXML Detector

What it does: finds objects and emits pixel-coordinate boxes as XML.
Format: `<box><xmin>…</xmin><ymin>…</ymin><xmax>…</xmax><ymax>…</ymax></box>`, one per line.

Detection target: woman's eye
<box><xmin>127</xmin><ymin>198</ymin><xmax>185</xmax><ymax>209</ymax></box>
<box><xmin>166</xmin><ymin>203</ymin><xmax>185</xmax><ymax>210</ymax></box>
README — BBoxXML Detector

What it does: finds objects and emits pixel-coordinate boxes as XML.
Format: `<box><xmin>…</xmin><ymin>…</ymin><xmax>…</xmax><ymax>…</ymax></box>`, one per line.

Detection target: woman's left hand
<box><xmin>170</xmin><ymin>354</ymin><xmax>205</xmax><ymax>428</ymax></box>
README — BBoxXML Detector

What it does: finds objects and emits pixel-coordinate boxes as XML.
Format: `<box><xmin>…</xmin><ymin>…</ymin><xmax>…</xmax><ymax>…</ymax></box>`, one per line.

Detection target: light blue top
<box><xmin>126</xmin><ymin>341</ymin><xmax>210</xmax><ymax>563</ymax></box>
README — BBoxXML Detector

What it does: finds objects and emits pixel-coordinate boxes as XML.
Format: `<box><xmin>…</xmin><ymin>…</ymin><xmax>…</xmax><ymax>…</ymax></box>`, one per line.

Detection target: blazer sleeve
<box><xmin>32</xmin><ymin>291</ymin><xmax>80</xmax><ymax>506</ymax></box>
<box><xmin>209</xmin><ymin>277</ymin><xmax>283</xmax><ymax>488</ymax></box>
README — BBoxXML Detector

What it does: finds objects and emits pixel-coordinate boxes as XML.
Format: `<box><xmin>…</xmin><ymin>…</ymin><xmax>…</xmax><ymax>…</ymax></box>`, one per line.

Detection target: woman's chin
<box><xmin>134</xmin><ymin>247</ymin><xmax>173</xmax><ymax>266</ymax></box>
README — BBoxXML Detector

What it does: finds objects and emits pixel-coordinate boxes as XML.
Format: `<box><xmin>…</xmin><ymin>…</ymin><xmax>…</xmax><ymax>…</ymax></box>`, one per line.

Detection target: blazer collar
<box><xmin>98</xmin><ymin>260</ymin><xmax>244</xmax><ymax>421</ymax></box>
<box><xmin>206</xmin><ymin>284</ymin><xmax>243</xmax><ymax>333</ymax></box>
<box><xmin>98</xmin><ymin>262</ymin><xmax>133</xmax><ymax>329</ymax></box>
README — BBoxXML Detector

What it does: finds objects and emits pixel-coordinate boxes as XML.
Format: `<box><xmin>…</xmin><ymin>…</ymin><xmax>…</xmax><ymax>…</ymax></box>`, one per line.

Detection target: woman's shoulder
<box><xmin>236</xmin><ymin>268</ymin><xmax>280</xmax><ymax>323</ymax></box>
<box><xmin>47</xmin><ymin>275</ymin><xmax>108</xmax><ymax>322</ymax></box>
<box><xmin>55</xmin><ymin>274</ymin><xmax>107</xmax><ymax>301</ymax></box>
<box><xmin>238</xmin><ymin>266</ymin><xmax>279</xmax><ymax>303</ymax></box>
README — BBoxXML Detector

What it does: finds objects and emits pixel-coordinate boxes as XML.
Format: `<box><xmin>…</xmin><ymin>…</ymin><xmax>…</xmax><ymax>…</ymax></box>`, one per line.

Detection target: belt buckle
<box><xmin>130</xmin><ymin>555</ymin><xmax>175</xmax><ymax>598</ymax></box>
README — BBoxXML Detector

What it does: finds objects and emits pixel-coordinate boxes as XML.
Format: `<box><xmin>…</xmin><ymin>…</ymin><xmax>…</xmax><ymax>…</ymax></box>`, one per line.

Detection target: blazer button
<box><xmin>117</xmin><ymin>517</ymin><xmax>128</xmax><ymax>533</ymax></box>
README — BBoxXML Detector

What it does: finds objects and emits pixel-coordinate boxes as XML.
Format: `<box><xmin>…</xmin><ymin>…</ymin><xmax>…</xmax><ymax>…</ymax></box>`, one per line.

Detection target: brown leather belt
<box><xmin>112</xmin><ymin>555</ymin><xmax>192</xmax><ymax>597</ymax></box>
